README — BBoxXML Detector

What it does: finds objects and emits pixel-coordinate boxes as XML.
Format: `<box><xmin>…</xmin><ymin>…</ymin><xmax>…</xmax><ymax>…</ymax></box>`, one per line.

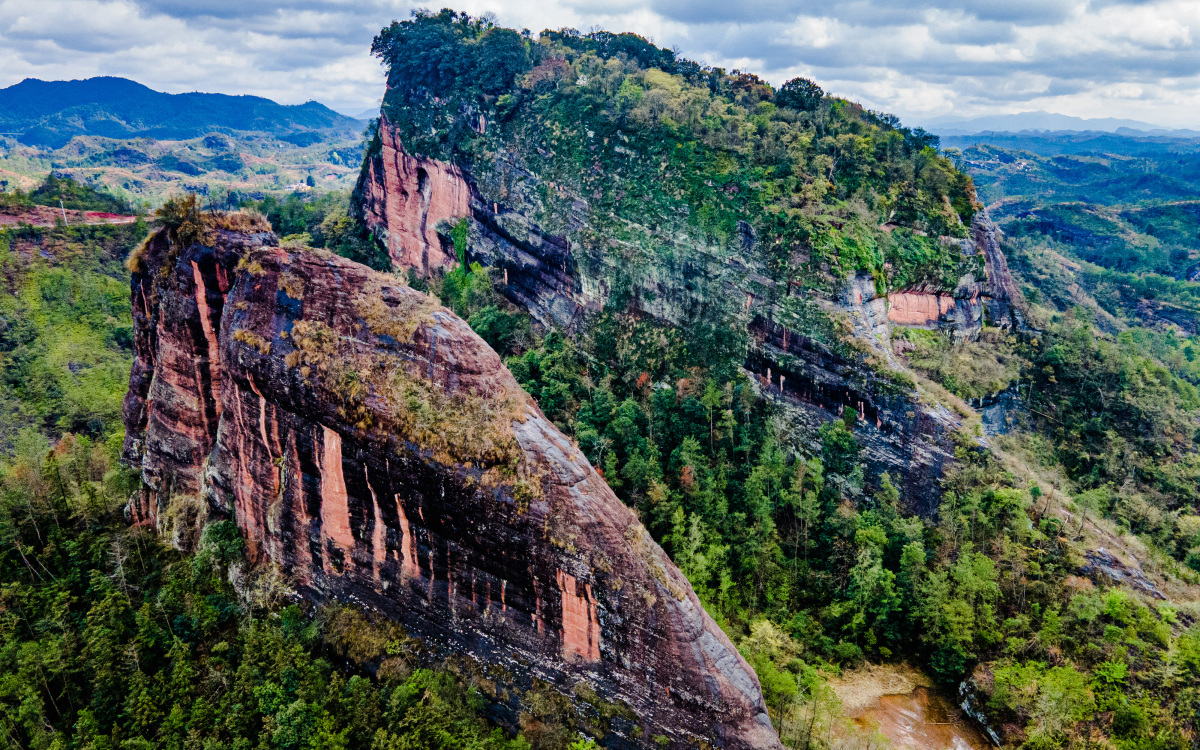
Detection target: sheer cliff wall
<box><xmin>356</xmin><ymin>117</ymin><xmax>1021</xmax><ymax>515</ymax></box>
<box><xmin>121</xmin><ymin>216</ymin><xmax>782</xmax><ymax>750</ymax></box>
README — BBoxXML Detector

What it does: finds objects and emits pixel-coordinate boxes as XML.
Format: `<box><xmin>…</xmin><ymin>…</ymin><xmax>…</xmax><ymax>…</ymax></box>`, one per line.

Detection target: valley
<box><xmin>1</xmin><ymin>12</ymin><xmax>1199</xmax><ymax>750</ymax></box>
<box><xmin>0</xmin><ymin>131</ymin><xmax>366</xmax><ymax>208</ymax></box>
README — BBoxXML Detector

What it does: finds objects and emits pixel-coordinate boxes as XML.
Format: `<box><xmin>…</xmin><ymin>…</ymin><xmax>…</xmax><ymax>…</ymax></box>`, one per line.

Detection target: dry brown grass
<box><xmin>285</xmin><ymin>277</ymin><xmax>531</xmax><ymax>480</ymax></box>
<box><xmin>125</xmin><ymin>233</ymin><xmax>153</xmax><ymax>273</ymax></box>
<box><xmin>900</xmin><ymin>328</ymin><xmax>1026</xmax><ymax>401</ymax></box>
<box><xmin>625</xmin><ymin>522</ymin><xmax>686</xmax><ymax>601</ymax></box>
<box><xmin>355</xmin><ymin>281</ymin><xmax>438</xmax><ymax>345</ymax></box>
<box><xmin>278</xmin><ymin>271</ymin><xmax>305</xmax><ymax>300</ymax></box>
<box><xmin>903</xmin><ymin>364</ymin><xmax>976</xmax><ymax>420</ymax></box>
<box><xmin>204</xmin><ymin>210</ymin><xmax>272</xmax><ymax>235</ymax></box>
<box><xmin>232</xmin><ymin>328</ymin><xmax>271</xmax><ymax>355</ymax></box>
<box><xmin>125</xmin><ymin>209</ymin><xmax>270</xmax><ymax>275</ymax></box>
<box><xmin>235</xmin><ymin>256</ymin><xmax>267</xmax><ymax>276</ymax></box>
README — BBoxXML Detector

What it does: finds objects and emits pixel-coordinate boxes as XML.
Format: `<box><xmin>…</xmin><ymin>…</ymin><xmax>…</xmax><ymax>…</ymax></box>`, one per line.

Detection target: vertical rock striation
<box><xmin>121</xmin><ymin>216</ymin><xmax>277</xmax><ymax>542</ymax></box>
<box><xmin>358</xmin><ymin>115</ymin><xmax>472</xmax><ymax>276</ymax></box>
<box><xmin>122</xmin><ymin>216</ymin><xmax>782</xmax><ymax>750</ymax></box>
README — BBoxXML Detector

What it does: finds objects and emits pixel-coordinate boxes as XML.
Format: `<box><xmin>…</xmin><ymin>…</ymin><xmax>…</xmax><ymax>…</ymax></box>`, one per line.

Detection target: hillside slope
<box><xmin>353</xmin><ymin>12</ymin><xmax>1023</xmax><ymax>515</ymax></box>
<box><xmin>953</xmin><ymin>135</ymin><xmax>1200</xmax><ymax>330</ymax></box>
<box><xmin>347</xmin><ymin>12</ymin><xmax>1200</xmax><ymax>749</ymax></box>
<box><xmin>0</xmin><ymin>77</ymin><xmax>363</xmax><ymax>148</ymax></box>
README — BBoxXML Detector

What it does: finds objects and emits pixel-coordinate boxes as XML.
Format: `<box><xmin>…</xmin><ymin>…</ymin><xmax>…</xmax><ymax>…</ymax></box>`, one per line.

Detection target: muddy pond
<box><xmin>852</xmin><ymin>686</ymin><xmax>992</xmax><ymax>750</ymax></box>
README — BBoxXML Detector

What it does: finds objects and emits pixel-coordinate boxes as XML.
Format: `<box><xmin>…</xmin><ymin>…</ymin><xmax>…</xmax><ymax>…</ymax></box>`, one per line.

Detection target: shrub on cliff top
<box><xmin>368</xmin><ymin>10</ymin><xmax>979</xmax><ymax>292</ymax></box>
<box><xmin>156</xmin><ymin>193</ymin><xmax>204</xmax><ymax>248</ymax></box>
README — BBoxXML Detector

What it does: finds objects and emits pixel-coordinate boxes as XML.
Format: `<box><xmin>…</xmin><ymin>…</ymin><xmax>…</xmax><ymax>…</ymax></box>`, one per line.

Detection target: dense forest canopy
<box><xmin>2</xmin><ymin>10</ymin><xmax>1200</xmax><ymax>750</ymax></box>
<box><xmin>367</xmin><ymin>9</ymin><xmax>978</xmax><ymax>295</ymax></box>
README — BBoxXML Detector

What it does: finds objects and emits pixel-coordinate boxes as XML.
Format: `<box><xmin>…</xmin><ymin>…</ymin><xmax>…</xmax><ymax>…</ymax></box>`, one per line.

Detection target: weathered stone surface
<box><xmin>1080</xmin><ymin>548</ymin><xmax>1165</xmax><ymax>600</ymax></box>
<box><xmin>972</xmin><ymin>209</ymin><xmax>1023</xmax><ymax>330</ymax></box>
<box><xmin>122</xmin><ymin>218</ymin><xmax>782</xmax><ymax>750</ymax></box>
<box><xmin>886</xmin><ymin>291</ymin><xmax>958</xmax><ymax>328</ymax></box>
<box><xmin>745</xmin><ymin>316</ymin><xmax>961</xmax><ymax>516</ymax></box>
<box><xmin>358</xmin><ymin>114</ymin><xmax>472</xmax><ymax>275</ymax></box>
<box><xmin>958</xmin><ymin>666</ymin><xmax>1006</xmax><ymax>747</ymax></box>
<box><xmin>353</xmin><ymin>121</ymin><xmax>1022</xmax><ymax>513</ymax></box>
<box><xmin>122</xmin><ymin>219</ymin><xmax>277</xmax><ymax>543</ymax></box>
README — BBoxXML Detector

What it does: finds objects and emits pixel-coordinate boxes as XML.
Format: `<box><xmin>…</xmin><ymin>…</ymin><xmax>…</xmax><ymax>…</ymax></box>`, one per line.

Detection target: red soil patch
<box><xmin>0</xmin><ymin>205</ymin><xmax>138</xmax><ymax>227</ymax></box>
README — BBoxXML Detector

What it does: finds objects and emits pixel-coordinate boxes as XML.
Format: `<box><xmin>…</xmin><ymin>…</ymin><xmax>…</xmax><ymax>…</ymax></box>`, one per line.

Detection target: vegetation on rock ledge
<box><xmin>369</xmin><ymin>9</ymin><xmax>978</xmax><ymax>296</ymax></box>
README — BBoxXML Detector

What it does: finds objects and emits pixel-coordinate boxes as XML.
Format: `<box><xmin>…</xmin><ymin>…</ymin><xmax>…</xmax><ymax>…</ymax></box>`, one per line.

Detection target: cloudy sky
<box><xmin>1</xmin><ymin>0</ymin><xmax>1198</xmax><ymax>128</ymax></box>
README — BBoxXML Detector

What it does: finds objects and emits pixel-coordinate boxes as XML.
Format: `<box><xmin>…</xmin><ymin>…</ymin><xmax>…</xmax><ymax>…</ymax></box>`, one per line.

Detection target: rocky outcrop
<box><xmin>959</xmin><ymin>667</ymin><xmax>1004</xmax><ymax>747</ymax></box>
<box><xmin>972</xmin><ymin>210</ymin><xmax>1023</xmax><ymax>330</ymax></box>
<box><xmin>886</xmin><ymin>291</ymin><xmax>958</xmax><ymax>328</ymax></box>
<box><xmin>842</xmin><ymin>214</ymin><xmax>1018</xmax><ymax>343</ymax></box>
<box><xmin>1081</xmin><ymin>548</ymin><xmax>1165</xmax><ymax>600</ymax></box>
<box><xmin>354</xmin><ymin>121</ymin><xmax>1025</xmax><ymax>512</ymax></box>
<box><xmin>122</xmin><ymin>215</ymin><xmax>276</xmax><ymax>545</ymax></box>
<box><xmin>358</xmin><ymin>114</ymin><xmax>472</xmax><ymax>275</ymax></box>
<box><xmin>122</xmin><ymin>216</ymin><xmax>782</xmax><ymax>750</ymax></box>
<box><xmin>745</xmin><ymin>315</ymin><xmax>962</xmax><ymax>516</ymax></box>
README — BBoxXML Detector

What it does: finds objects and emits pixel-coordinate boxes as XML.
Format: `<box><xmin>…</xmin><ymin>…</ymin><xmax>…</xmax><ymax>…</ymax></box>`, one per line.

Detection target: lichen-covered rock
<box><xmin>122</xmin><ymin>216</ymin><xmax>782</xmax><ymax>750</ymax></box>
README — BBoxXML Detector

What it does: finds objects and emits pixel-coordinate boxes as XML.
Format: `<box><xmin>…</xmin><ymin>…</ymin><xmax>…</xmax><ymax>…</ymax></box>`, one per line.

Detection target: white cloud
<box><xmin>780</xmin><ymin>17</ymin><xmax>840</xmax><ymax>49</ymax></box>
<box><xmin>0</xmin><ymin>0</ymin><xmax>1198</xmax><ymax>126</ymax></box>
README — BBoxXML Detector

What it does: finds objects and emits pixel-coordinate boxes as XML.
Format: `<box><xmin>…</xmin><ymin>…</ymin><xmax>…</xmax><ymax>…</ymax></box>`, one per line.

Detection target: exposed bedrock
<box><xmin>357</xmin><ymin>116</ymin><xmax>472</xmax><ymax>276</ymax></box>
<box><xmin>121</xmin><ymin>217</ymin><xmax>781</xmax><ymax>750</ymax></box>
<box><xmin>355</xmin><ymin>121</ymin><xmax>1022</xmax><ymax>513</ymax></box>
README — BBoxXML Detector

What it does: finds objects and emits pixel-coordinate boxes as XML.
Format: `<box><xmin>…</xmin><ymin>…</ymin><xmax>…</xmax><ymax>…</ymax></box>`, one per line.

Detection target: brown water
<box><xmin>853</xmin><ymin>686</ymin><xmax>991</xmax><ymax>750</ymax></box>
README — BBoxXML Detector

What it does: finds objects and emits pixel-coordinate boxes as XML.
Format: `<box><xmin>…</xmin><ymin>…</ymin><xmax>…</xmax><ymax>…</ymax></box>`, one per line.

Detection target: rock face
<box><xmin>122</xmin><ymin>216</ymin><xmax>275</xmax><ymax>545</ymax></box>
<box><xmin>744</xmin><ymin>315</ymin><xmax>962</xmax><ymax>518</ymax></box>
<box><xmin>1081</xmin><ymin>548</ymin><xmax>1165</xmax><ymax>600</ymax></box>
<box><xmin>358</xmin><ymin>115</ymin><xmax>472</xmax><ymax>276</ymax></box>
<box><xmin>122</xmin><ymin>215</ymin><xmax>782</xmax><ymax>750</ymax></box>
<box><xmin>972</xmin><ymin>209</ymin><xmax>1023</xmax><ymax>330</ymax></box>
<box><xmin>355</xmin><ymin>121</ymin><xmax>1022</xmax><ymax>512</ymax></box>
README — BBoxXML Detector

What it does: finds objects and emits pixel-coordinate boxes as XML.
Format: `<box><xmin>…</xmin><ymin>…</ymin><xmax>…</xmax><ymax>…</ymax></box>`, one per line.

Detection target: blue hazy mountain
<box><xmin>0</xmin><ymin>77</ymin><xmax>362</xmax><ymax>148</ymax></box>
<box><xmin>925</xmin><ymin>110</ymin><xmax>1166</xmax><ymax>136</ymax></box>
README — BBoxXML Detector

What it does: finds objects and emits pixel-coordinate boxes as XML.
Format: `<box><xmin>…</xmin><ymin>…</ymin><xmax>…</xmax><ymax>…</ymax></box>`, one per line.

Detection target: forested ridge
<box><xmin>2</xmin><ymin>9</ymin><xmax>1200</xmax><ymax>750</ymax></box>
<box><xmin>367</xmin><ymin>9</ymin><xmax>979</xmax><ymax>299</ymax></box>
<box><xmin>371</xmin><ymin>11</ymin><xmax>1200</xmax><ymax>749</ymax></box>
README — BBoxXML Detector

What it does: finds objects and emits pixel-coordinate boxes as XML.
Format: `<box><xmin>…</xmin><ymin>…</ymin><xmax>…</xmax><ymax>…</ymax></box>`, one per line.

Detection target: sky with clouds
<box><xmin>1</xmin><ymin>0</ymin><xmax>1197</xmax><ymax>127</ymax></box>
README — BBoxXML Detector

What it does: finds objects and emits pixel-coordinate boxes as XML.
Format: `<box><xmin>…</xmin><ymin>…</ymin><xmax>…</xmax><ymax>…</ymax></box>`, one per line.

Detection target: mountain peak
<box><xmin>0</xmin><ymin>76</ymin><xmax>359</xmax><ymax>147</ymax></box>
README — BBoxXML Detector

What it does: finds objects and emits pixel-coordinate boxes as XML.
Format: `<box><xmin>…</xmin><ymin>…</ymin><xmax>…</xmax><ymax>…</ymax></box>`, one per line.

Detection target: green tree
<box><xmin>776</xmin><ymin>77</ymin><xmax>824</xmax><ymax>112</ymax></box>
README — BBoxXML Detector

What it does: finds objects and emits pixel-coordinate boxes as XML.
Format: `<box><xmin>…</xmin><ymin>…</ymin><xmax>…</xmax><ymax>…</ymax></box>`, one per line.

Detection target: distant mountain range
<box><xmin>923</xmin><ymin>110</ymin><xmax>1181</xmax><ymax>136</ymax></box>
<box><xmin>941</xmin><ymin>129</ymin><xmax>1200</xmax><ymax>157</ymax></box>
<box><xmin>0</xmin><ymin>77</ymin><xmax>366</xmax><ymax>148</ymax></box>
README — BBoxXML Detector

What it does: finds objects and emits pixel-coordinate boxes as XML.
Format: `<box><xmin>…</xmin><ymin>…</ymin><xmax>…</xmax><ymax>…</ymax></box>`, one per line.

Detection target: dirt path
<box><xmin>0</xmin><ymin>205</ymin><xmax>139</xmax><ymax>227</ymax></box>
<box><xmin>856</xmin><ymin>687</ymin><xmax>991</xmax><ymax>750</ymax></box>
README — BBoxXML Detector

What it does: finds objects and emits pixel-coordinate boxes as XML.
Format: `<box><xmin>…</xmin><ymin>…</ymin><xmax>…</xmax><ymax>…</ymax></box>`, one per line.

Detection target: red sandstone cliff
<box><xmin>353</xmin><ymin>118</ymin><xmax>1022</xmax><ymax>515</ymax></box>
<box><xmin>122</xmin><ymin>214</ymin><xmax>782</xmax><ymax>750</ymax></box>
<box><xmin>358</xmin><ymin>114</ymin><xmax>472</xmax><ymax>274</ymax></box>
